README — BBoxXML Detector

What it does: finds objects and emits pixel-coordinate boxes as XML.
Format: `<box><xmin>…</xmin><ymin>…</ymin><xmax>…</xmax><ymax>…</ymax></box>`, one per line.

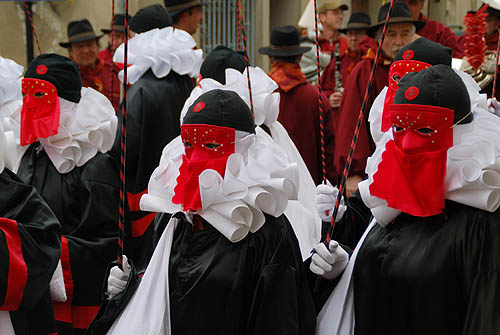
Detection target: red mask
<box><xmin>172</xmin><ymin>124</ymin><xmax>236</xmax><ymax>211</ymax></box>
<box><xmin>20</xmin><ymin>78</ymin><xmax>60</xmax><ymax>146</ymax></box>
<box><xmin>370</xmin><ymin>103</ymin><xmax>454</xmax><ymax>217</ymax></box>
<box><xmin>382</xmin><ymin>60</ymin><xmax>431</xmax><ymax>132</ymax></box>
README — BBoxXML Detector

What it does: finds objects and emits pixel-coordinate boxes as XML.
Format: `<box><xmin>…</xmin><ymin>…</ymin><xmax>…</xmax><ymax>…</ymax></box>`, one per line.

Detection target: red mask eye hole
<box><xmin>34</xmin><ymin>91</ymin><xmax>46</xmax><ymax>98</ymax></box>
<box><xmin>22</xmin><ymin>92</ymin><xmax>27</xmax><ymax>98</ymax></box>
<box><xmin>183</xmin><ymin>141</ymin><xmax>192</xmax><ymax>149</ymax></box>
<box><xmin>203</xmin><ymin>142</ymin><xmax>221</xmax><ymax>150</ymax></box>
<box><xmin>416</xmin><ymin>127</ymin><xmax>435</xmax><ymax>135</ymax></box>
<box><xmin>392</xmin><ymin>125</ymin><xmax>405</xmax><ymax>132</ymax></box>
<box><xmin>392</xmin><ymin>74</ymin><xmax>401</xmax><ymax>83</ymax></box>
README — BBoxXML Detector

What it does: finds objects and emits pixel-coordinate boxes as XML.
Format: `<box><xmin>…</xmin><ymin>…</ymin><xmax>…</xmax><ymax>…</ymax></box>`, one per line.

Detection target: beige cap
<box><xmin>318</xmin><ymin>0</ymin><xmax>349</xmax><ymax>14</ymax></box>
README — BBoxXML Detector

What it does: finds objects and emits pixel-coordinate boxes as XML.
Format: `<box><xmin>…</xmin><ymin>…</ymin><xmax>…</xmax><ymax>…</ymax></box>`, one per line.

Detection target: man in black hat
<box><xmin>164</xmin><ymin>0</ymin><xmax>204</xmax><ymax>35</ymax></box>
<box><xmin>334</xmin><ymin>1</ymin><xmax>420</xmax><ymax>198</ymax></box>
<box><xmin>109</xmin><ymin>5</ymin><xmax>199</xmax><ymax>266</ymax></box>
<box><xmin>98</xmin><ymin>14</ymin><xmax>131</xmax><ymax>111</ymax></box>
<box><xmin>60</xmin><ymin>19</ymin><xmax>118</xmax><ymax>110</ymax></box>
<box><xmin>259</xmin><ymin>25</ymin><xmax>336</xmax><ymax>186</ymax></box>
<box><xmin>402</xmin><ymin>0</ymin><xmax>464</xmax><ymax>58</ymax></box>
<box><xmin>16</xmin><ymin>53</ymin><xmax>120</xmax><ymax>334</ymax></box>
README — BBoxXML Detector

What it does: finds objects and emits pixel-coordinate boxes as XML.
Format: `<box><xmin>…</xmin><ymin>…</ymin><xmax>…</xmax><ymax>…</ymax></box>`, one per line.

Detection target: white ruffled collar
<box><xmin>38</xmin><ymin>87</ymin><xmax>117</xmax><ymax>173</ymax></box>
<box><xmin>180</xmin><ymin>66</ymin><xmax>280</xmax><ymax>127</ymax></box>
<box><xmin>360</xmin><ymin>71</ymin><xmax>500</xmax><ymax>226</ymax></box>
<box><xmin>0</xmin><ymin>56</ymin><xmax>23</xmax><ymax>107</ymax></box>
<box><xmin>113</xmin><ymin>26</ymin><xmax>203</xmax><ymax>84</ymax></box>
<box><xmin>140</xmin><ymin>127</ymin><xmax>299</xmax><ymax>242</ymax></box>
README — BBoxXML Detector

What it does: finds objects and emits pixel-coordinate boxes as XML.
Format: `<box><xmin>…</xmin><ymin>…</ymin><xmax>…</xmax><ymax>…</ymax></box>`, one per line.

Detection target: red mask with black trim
<box><xmin>20</xmin><ymin>77</ymin><xmax>60</xmax><ymax>146</ymax></box>
<box><xmin>382</xmin><ymin>52</ymin><xmax>431</xmax><ymax>132</ymax></box>
<box><xmin>370</xmin><ymin>98</ymin><xmax>454</xmax><ymax>217</ymax></box>
<box><xmin>172</xmin><ymin>124</ymin><xmax>236</xmax><ymax>211</ymax></box>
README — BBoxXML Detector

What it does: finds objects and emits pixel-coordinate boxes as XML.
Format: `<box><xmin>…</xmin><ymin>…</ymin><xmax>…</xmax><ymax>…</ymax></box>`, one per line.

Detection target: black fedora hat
<box><xmin>366</xmin><ymin>2</ymin><xmax>425</xmax><ymax>38</ymax></box>
<box><xmin>59</xmin><ymin>19</ymin><xmax>103</xmax><ymax>48</ymax></box>
<box><xmin>101</xmin><ymin>14</ymin><xmax>132</xmax><ymax>34</ymax></box>
<box><xmin>339</xmin><ymin>12</ymin><xmax>371</xmax><ymax>34</ymax></box>
<box><xmin>258</xmin><ymin>25</ymin><xmax>311</xmax><ymax>57</ymax></box>
<box><xmin>130</xmin><ymin>4</ymin><xmax>173</xmax><ymax>33</ymax></box>
<box><xmin>164</xmin><ymin>0</ymin><xmax>205</xmax><ymax>17</ymax></box>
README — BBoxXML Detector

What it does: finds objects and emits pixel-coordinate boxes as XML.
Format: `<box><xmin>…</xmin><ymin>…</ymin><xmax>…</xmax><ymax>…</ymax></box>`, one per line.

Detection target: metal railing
<box><xmin>200</xmin><ymin>0</ymin><xmax>255</xmax><ymax>65</ymax></box>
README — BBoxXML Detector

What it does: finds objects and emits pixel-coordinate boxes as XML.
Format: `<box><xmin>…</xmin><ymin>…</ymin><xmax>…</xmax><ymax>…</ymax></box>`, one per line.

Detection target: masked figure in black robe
<box><xmin>14</xmin><ymin>54</ymin><xmax>120</xmax><ymax>335</ymax></box>
<box><xmin>110</xmin><ymin>7</ymin><xmax>201</xmax><ymax>264</ymax></box>
<box><xmin>313</xmin><ymin>65</ymin><xmax>500</xmax><ymax>335</ymax></box>
<box><xmin>89</xmin><ymin>89</ymin><xmax>318</xmax><ymax>334</ymax></box>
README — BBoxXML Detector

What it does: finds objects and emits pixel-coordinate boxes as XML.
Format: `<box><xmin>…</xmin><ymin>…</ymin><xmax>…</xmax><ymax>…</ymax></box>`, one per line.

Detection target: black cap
<box><xmin>183</xmin><ymin>89</ymin><xmax>256</xmax><ymax>134</ymax></box>
<box><xmin>486</xmin><ymin>5</ymin><xmax>500</xmax><ymax>19</ymax></box>
<box><xmin>59</xmin><ymin>19</ymin><xmax>103</xmax><ymax>48</ymax></box>
<box><xmin>101</xmin><ymin>14</ymin><xmax>132</xmax><ymax>34</ymax></box>
<box><xmin>24</xmin><ymin>54</ymin><xmax>82</xmax><ymax>103</ymax></box>
<box><xmin>366</xmin><ymin>2</ymin><xmax>425</xmax><ymax>38</ymax></box>
<box><xmin>258</xmin><ymin>25</ymin><xmax>311</xmax><ymax>57</ymax></box>
<box><xmin>130</xmin><ymin>4</ymin><xmax>173</xmax><ymax>33</ymax></box>
<box><xmin>393</xmin><ymin>64</ymin><xmax>472</xmax><ymax>124</ymax></box>
<box><xmin>200</xmin><ymin>46</ymin><xmax>247</xmax><ymax>84</ymax></box>
<box><xmin>394</xmin><ymin>37</ymin><xmax>452</xmax><ymax>66</ymax></box>
<box><xmin>339</xmin><ymin>12</ymin><xmax>371</xmax><ymax>34</ymax></box>
<box><xmin>164</xmin><ymin>0</ymin><xmax>205</xmax><ymax>17</ymax></box>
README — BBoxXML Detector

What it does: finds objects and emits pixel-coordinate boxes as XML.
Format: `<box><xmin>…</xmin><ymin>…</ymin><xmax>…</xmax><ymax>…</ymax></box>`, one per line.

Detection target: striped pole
<box><xmin>237</xmin><ymin>1</ymin><xmax>254</xmax><ymax>115</ymax></box>
<box><xmin>313</xmin><ymin>0</ymin><xmax>327</xmax><ymax>182</ymax></box>
<box><xmin>109</xmin><ymin>0</ymin><xmax>116</xmax><ymax>108</ymax></box>
<box><xmin>117</xmin><ymin>0</ymin><xmax>129</xmax><ymax>265</ymax></box>
<box><xmin>24</xmin><ymin>1</ymin><xmax>42</xmax><ymax>55</ymax></box>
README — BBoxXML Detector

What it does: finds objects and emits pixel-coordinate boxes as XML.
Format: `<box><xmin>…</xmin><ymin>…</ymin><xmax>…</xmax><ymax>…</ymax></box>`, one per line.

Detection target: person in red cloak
<box><xmin>259</xmin><ymin>25</ymin><xmax>336</xmax><ymax>185</ymax></box>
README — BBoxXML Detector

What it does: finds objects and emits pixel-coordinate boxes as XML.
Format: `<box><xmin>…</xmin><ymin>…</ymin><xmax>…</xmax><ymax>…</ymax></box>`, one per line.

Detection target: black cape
<box><xmin>111</xmin><ymin>69</ymin><xmax>195</xmax><ymax>264</ymax></box>
<box><xmin>353</xmin><ymin>200</ymin><xmax>500</xmax><ymax>335</ymax></box>
<box><xmin>17</xmin><ymin>143</ymin><xmax>120</xmax><ymax>334</ymax></box>
<box><xmin>89</xmin><ymin>212</ymin><xmax>318</xmax><ymax>335</ymax></box>
<box><xmin>0</xmin><ymin>169</ymin><xmax>61</xmax><ymax>334</ymax></box>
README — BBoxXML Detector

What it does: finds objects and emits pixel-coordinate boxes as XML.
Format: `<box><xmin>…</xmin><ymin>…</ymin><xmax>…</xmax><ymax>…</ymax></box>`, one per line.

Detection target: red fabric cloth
<box><xmin>334</xmin><ymin>49</ymin><xmax>391</xmax><ymax>180</ymax></box>
<box><xmin>269</xmin><ymin>62</ymin><xmax>307</xmax><ymax>93</ymax></box>
<box><xmin>340</xmin><ymin>36</ymin><xmax>377</xmax><ymax>86</ymax></box>
<box><xmin>276</xmin><ymin>79</ymin><xmax>336</xmax><ymax>185</ymax></box>
<box><xmin>319</xmin><ymin>36</ymin><xmax>349</xmax><ymax>98</ymax></box>
<box><xmin>79</xmin><ymin>54</ymin><xmax>120</xmax><ymax>111</ymax></box>
<box><xmin>417</xmin><ymin>14</ymin><xmax>464</xmax><ymax>58</ymax></box>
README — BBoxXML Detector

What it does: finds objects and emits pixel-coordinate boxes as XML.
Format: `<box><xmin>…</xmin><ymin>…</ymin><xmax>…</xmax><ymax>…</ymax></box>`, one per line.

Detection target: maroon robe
<box><xmin>334</xmin><ymin>49</ymin><xmax>391</xmax><ymax>181</ymax></box>
<box><xmin>319</xmin><ymin>36</ymin><xmax>349</xmax><ymax>98</ymax></box>
<box><xmin>417</xmin><ymin>14</ymin><xmax>464</xmax><ymax>58</ymax></box>
<box><xmin>340</xmin><ymin>36</ymin><xmax>377</xmax><ymax>88</ymax></box>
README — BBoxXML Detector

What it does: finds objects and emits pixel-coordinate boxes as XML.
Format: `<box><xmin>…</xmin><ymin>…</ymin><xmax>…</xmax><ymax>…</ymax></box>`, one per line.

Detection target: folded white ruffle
<box><xmin>113</xmin><ymin>27</ymin><xmax>203</xmax><ymax>84</ymax></box>
<box><xmin>180</xmin><ymin>67</ymin><xmax>280</xmax><ymax>127</ymax></box>
<box><xmin>141</xmin><ymin>127</ymin><xmax>299</xmax><ymax>242</ymax></box>
<box><xmin>361</xmin><ymin>70</ymin><xmax>500</xmax><ymax>225</ymax></box>
<box><xmin>38</xmin><ymin>87</ymin><xmax>117</xmax><ymax>174</ymax></box>
<box><xmin>0</xmin><ymin>56</ymin><xmax>23</xmax><ymax>107</ymax></box>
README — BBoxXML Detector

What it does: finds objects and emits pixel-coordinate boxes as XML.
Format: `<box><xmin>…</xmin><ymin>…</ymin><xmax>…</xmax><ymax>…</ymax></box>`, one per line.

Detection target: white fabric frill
<box><xmin>180</xmin><ymin>67</ymin><xmax>280</xmax><ymax>127</ymax></box>
<box><xmin>141</xmin><ymin>127</ymin><xmax>299</xmax><ymax>242</ymax></box>
<box><xmin>113</xmin><ymin>26</ymin><xmax>203</xmax><ymax>84</ymax></box>
<box><xmin>178</xmin><ymin>67</ymin><xmax>321</xmax><ymax>258</ymax></box>
<box><xmin>0</xmin><ymin>56</ymin><xmax>23</xmax><ymax>106</ymax></box>
<box><xmin>0</xmin><ymin>108</ymin><xmax>17</xmax><ymax>175</ymax></box>
<box><xmin>38</xmin><ymin>87</ymin><xmax>117</xmax><ymax>174</ymax></box>
<box><xmin>359</xmin><ymin>70</ymin><xmax>500</xmax><ymax>226</ymax></box>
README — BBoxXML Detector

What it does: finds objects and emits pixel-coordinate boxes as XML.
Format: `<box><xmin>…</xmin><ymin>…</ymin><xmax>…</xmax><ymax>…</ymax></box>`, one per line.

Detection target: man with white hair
<box><xmin>333</xmin><ymin>1</ymin><xmax>420</xmax><ymax>197</ymax></box>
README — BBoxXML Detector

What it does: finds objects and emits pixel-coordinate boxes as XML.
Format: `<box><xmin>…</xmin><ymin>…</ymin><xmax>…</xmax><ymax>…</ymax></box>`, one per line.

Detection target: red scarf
<box><xmin>269</xmin><ymin>61</ymin><xmax>307</xmax><ymax>93</ymax></box>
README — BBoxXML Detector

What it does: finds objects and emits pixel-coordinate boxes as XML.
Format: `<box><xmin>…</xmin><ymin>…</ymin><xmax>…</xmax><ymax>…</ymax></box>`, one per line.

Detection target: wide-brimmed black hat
<box><xmin>258</xmin><ymin>25</ymin><xmax>311</xmax><ymax>57</ymax></box>
<box><xmin>200</xmin><ymin>46</ymin><xmax>247</xmax><ymax>84</ymax></box>
<box><xmin>339</xmin><ymin>12</ymin><xmax>371</xmax><ymax>34</ymax></box>
<box><xmin>164</xmin><ymin>0</ymin><xmax>205</xmax><ymax>17</ymax></box>
<box><xmin>183</xmin><ymin>89</ymin><xmax>256</xmax><ymax>134</ymax></box>
<box><xmin>101</xmin><ymin>14</ymin><xmax>131</xmax><ymax>34</ymax></box>
<box><xmin>59</xmin><ymin>19</ymin><xmax>103</xmax><ymax>48</ymax></box>
<box><xmin>130</xmin><ymin>4</ymin><xmax>173</xmax><ymax>33</ymax></box>
<box><xmin>24</xmin><ymin>54</ymin><xmax>82</xmax><ymax>103</ymax></box>
<box><xmin>366</xmin><ymin>2</ymin><xmax>425</xmax><ymax>38</ymax></box>
<box><xmin>393</xmin><ymin>64</ymin><xmax>473</xmax><ymax>124</ymax></box>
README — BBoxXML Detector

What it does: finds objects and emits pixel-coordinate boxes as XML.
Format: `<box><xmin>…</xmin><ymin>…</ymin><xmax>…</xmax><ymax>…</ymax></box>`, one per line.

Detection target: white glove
<box><xmin>107</xmin><ymin>255</ymin><xmax>131</xmax><ymax>299</ymax></box>
<box><xmin>488</xmin><ymin>97</ymin><xmax>500</xmax><ymax>116</ymax></box>
<box><xmin>310</xmin><ymin>240</ymin><xmax>349</xmax><ymax>280</ymax></box>
<box><xmin>316</xmin><ymin>181</ymin><xmax>347</xmax><ymax>222</ymax></box>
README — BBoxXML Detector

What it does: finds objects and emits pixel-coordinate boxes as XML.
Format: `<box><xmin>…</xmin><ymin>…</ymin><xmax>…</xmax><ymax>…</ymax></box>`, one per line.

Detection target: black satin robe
<box><xmin>353</xmin><ymin>200</ymin><xmax>500</xmax><ymax>335</ymax></box>
<box><xmin>0</xmin><ymin>169</ymin><xmax>61</xmax><ymax>334</ymax></box>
